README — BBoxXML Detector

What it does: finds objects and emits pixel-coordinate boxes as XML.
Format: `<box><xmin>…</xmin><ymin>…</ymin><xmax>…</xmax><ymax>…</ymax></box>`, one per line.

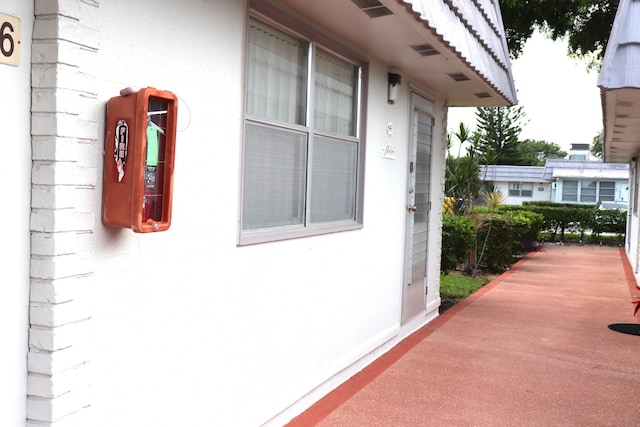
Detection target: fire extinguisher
<box><xmin>143</xmin><ymin>122</ymin><xmax>161</xmax><ymax>223</ymax></box>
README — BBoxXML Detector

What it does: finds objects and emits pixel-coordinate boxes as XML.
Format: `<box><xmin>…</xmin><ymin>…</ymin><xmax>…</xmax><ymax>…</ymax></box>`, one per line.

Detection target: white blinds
<box><xmin>314</xmin><ymin>50</ymin><xmax>356</xmax><ymax>136</ymax></box>
<box><xmin>310</xmin><ymin>135</ymin><xmax>357</xmax><ymax>223</ymax></box>
<box><xmin>243</xmin><ymin>124</ymin><xmax>307</xmax><ymax>229</ymax></box>
<box><xmin>246</xmin><ymin>20</ymin><xmax>307</xmax><ymax>125</ymax></box>
<box><xmin>242</xmin><ymin>18</ymin><xmax>362</xmax><ymax>234</ymax></box>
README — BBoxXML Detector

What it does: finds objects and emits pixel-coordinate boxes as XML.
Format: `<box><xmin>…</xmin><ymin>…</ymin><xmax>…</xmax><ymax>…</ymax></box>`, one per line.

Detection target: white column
<box><xmin>27</xmin><ymin>1</ymin><xmax>99</xmax><ymax>425</ymax></box>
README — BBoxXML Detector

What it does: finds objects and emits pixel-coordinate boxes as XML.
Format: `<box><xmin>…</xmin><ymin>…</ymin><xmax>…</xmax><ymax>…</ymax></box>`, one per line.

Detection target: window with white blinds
<box><xmin>241</xmin><ymin>17</ymin><xmax>364</xmax><ymax>243</ymax></box>
<box><xmin>561</xmin><ymin>180</ymin><xmax>617</xmax><ymax>203</ymax></box>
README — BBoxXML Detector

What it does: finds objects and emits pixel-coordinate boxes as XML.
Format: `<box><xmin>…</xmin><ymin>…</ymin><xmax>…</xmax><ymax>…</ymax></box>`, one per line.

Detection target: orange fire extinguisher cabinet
<box><xmin>102</xmin><ymin>87</ymin><xmax>178</xmax><ymax>232</ymax></box>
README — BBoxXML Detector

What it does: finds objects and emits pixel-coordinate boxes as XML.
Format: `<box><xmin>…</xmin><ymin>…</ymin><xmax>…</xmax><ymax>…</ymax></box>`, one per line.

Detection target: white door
<box><xmin>402</xmin><ymin>94</ymin><xmax>433</xmax><ymax>323</ymax></box>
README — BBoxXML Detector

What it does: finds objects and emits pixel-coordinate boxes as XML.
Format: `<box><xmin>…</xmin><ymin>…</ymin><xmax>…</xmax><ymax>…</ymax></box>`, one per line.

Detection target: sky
<box><xmin>447</xmin><ymin>30</ymin><xmax>602</xmax><ymax>155</ymax></box>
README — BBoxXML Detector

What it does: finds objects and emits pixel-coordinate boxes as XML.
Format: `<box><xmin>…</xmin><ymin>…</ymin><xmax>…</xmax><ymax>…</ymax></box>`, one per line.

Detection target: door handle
<box><xmin>408</xmin><ymin>205</ymin><xmax>417</xmax><ymax>212</ymax></box>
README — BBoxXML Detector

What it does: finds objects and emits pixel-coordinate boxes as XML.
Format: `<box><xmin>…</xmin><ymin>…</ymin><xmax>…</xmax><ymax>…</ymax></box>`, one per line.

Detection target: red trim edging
<box><xmin>286</xmin><ymin>251</ymin><xmax>538</xmax><ymax>426</ymax></box>
<box><xmin>618</xmin><ymin>248</ymin><xmax>640</xmax><ymax>320</ymax></box>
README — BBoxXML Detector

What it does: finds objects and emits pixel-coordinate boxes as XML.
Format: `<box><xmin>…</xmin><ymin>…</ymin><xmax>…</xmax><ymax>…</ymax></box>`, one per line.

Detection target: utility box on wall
<box><xmin>102</xmin><ymin>87</ymin><xmax>178</xmax><ymax>232</ymax></box>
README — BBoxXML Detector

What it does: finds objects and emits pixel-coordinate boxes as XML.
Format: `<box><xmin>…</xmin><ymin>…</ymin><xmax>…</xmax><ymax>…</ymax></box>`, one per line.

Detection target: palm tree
<box><xmin>445</xmin><ymin>123</ymin><xmax>482</xmax><ymax>213</ymax></box>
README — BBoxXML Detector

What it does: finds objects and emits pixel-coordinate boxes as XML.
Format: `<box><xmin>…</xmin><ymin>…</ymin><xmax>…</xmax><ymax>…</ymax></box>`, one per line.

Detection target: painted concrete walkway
<box><xmin>289</xmin><ymin>245</ymin><xmax>640</xmax><ymax>426</ymax></box>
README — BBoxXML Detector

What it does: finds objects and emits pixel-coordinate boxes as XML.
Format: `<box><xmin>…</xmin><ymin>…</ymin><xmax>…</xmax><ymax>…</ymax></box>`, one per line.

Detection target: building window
<box><xmin>598</xmin><ymin>181</ymin><xmax>615</xmax><ymax>201</ymax></box>
<box><xmin>561</xmin><ymin>180</ymin><xmax>616</xmax><ymax>203</ymax></box>
<box><xmin>562</xmin><ymin>180</ymin><xmax>578</xmax><ymax>201</ymax></box>
<box><xmin>241</xmin><ymin>17</ymin><xmax>365</xmax><ymax>244</ymax></box>
<box><xmin>508</xmin><ymin>182</ymin><xmax>533</xmax><ymax>197</ymax></box>
<box><xmin>581</xmin><ymin>180</ymin><xmax>597</xmax><ymax>202</ymax></box>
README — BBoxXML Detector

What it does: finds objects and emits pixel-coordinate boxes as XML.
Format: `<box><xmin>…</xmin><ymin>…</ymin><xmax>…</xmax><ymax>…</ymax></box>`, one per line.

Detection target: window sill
<box><xmin>238</xmin><ymin>220</ymin><xmax>363</xmax><ymax>246</ymax></box>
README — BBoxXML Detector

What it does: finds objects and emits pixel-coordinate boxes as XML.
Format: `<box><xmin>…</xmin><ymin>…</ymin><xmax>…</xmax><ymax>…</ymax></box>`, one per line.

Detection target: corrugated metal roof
<box><xmin>481</xmin><ymin>161</ymin><xmax>630</xmax><ymax>182</ymax></box>
<box><xmin>400</xmin><ymin>0</ymin><xmax>517</xmax><ymax>106</ymax></box>
<box><xmin>278</xmin><ymin>0</ymin><xmax>518</xmax><ymax>107</ymax></box>
<box><xmin>598</xmin><ymin>0</ymin><xmax>640</xmax><ymax>89</ymax></box>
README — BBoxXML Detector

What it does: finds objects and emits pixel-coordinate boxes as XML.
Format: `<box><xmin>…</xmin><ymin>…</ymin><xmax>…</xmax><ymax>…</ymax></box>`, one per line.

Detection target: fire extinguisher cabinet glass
<box><xmin>102</xmin><ymin>87</ymin><xmax>178</xmax><ymax>232</ymax></box>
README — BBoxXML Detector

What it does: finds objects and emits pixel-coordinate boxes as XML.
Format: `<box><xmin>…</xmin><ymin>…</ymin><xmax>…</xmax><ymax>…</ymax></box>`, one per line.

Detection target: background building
<box><xmin>481</xmin><ymin>160</ymin><xmax>629</xmax><ymax>207</ymax></box>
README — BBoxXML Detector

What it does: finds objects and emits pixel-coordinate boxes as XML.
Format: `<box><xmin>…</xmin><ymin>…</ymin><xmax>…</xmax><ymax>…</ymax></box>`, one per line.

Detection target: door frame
<box><xmin>401</xmin><ymin>92</ymin><xmax>435</xmax><ymax>323</ymax></box>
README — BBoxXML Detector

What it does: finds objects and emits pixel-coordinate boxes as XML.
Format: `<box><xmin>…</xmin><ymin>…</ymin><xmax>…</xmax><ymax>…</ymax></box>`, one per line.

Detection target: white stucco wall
<box><xmin>492</xmin><ymin>181</ymin><xmax>551</xmax><ymax>205</ymax></box>
<box><xmin>615</xmin><ymin>180</ymin><xmax>629</xmax><ymax>201</ymax></box>
<box><xmin>0</xmin><ymin>3</ymin><xmax>32</xmax><ymax>426</ymax></box>
<box><xmin>83</xmin><ymin>1</ymin><xmax>446</xmax><ymax>426</ymax></box>
<box><xmin>626</xmin><ymin>159</ymin><xmax>640</xmax><ymax>277</ymax></box>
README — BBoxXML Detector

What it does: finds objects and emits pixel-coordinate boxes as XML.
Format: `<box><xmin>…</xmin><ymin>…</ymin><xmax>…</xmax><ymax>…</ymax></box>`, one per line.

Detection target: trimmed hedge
<box><xmin>441</xmin><ymin>213</ymin><xmax>475</xmax><ymax>271</ymax></box>
<box><xmin>587</xmin><ymin>209</ymin><xmax>627</xmax><ymax>236</ymax></box>
<box><xmin>442</xmin><ymin>208</ymin><xmax>544</xmax><ymax>273</ymax></box>
<box><xmin>504</xmin><ymin>209</ymin><xmax>544</xmax><ymax>252</ymax></box>
<box><xmin>504</xmin><ymin>201</ymin><xmax>626</xmax><ymax>241</ymax></box>
<box><xmin>440</xmin><ymin>201</ymin><xmax>625</xmax><ymax>274</ymax></box>
<box><xmin>474</xmin><ymin>213</ymin><xmax>515</xmax><ymax>272</ymax></box>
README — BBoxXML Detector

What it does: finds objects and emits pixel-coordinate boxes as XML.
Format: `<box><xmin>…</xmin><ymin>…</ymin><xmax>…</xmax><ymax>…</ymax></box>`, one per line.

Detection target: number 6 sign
<box><xmin>0</xmin><ymin>13</ymin><xmax>20</xmax><ymax>67</ymax></box>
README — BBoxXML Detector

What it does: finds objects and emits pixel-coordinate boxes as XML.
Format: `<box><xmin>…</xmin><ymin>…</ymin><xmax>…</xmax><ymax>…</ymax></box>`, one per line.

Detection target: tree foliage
<box><xmin>590</xmin><ymin>132</ymin><xmax>603</xmax><ymax>159</ymax></box>
<box><xmin>500</xmin><ymin>0</ymin><xmax>619</xmax><ymax>68</ymax></box>
<box><xmin>516</xmin><ymin>139</ymin><xmax>568</xmax><ymax>166</ymax></box>
<box><xmin>446</xmin><ymin>155</ymin><xmax>482</xmax><ymax>203</ymax></box>
<box><xmin>475</xmin><ymin>106</ymin><xmax>526</xmax><ymax>165</ymax></box>
<box><xmin>445</xmin><ymin>124</ymin><xmax>482</xmax><ymax>208</ymax></box>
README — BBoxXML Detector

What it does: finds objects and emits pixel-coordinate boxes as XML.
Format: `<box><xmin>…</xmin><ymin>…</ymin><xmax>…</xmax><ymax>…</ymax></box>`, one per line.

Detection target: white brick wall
<box><xmin>30</xmin><ymin>276</ymin><xmax>91</xmax><ymax>305</ymax></box>
<box><xmin>27</xmin><ymin>1</ymin><xmax>99</xmax><ymax>425</ymax></box>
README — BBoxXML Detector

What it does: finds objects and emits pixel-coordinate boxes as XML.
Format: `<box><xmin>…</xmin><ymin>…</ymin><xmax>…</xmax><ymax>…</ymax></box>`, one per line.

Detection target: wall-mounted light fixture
<box><xmin>388</xmin><ymin>73</ymin><xmax>401</xmax><ymax>105</ymax></box>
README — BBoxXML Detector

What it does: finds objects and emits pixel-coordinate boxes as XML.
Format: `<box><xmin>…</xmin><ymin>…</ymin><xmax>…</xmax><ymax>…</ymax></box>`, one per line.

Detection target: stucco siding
<box><xmin>490</xmin><ymin>181</ymin><xmax>551</xmax><ymax>206</ymax></box>
<box><xmin>626</xmin><ymin>159</ymin><xmax>640</xmax><ymax>280</ymax></box>
<box><xmin>84</xmin><ymin>1</ymin><xmax>446</xmax><ymax>425</ymax></box>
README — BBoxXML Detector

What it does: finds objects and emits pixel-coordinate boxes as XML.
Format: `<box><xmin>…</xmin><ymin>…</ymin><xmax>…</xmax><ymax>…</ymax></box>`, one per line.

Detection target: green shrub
<box><xmin>590</xmin><ymin>208</ymin><xmax>627</xmax><ymax>235</ymax></box>
<box><xmin>474</xmin><ymin>213</ymin><xmax>514</xmax><ymax>273</ymax></box>
<box><xmin>441</xmin><ymin>213</ymin><xmax>475</xmax><ymax>272</ymax></box>
<box><xmin>522</xmin><ymin>201</ymin><xmax>595</xmax><ymax>209</ymax></box>
<box><xmin>515</xmin><ymin>202</ymin><xmax>627</xmax><ymax>242</ymax></box>
<box><xmin>505</xmin><ymin>209</ymin><xmax>544</xmax><ymax>249</ymax></box>
<box><xmin>515</xmin><ymin>202</ymin><xmax>596</xmax><ymax>241</ymax></box>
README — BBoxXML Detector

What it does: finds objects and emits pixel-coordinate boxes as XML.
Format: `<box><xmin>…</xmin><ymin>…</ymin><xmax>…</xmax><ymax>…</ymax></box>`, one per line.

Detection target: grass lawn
<box><xmin>439</xmin><ymin>273</ymin><xmax>490</xmax><ymax>312</ymax></box>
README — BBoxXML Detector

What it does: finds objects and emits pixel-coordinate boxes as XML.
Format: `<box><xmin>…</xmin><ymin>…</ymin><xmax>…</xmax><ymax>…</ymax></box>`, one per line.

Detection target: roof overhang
<box><xmin>552</xmin><ymin>167</ymin><xmax>630</xmax><ymax>180</ymax></box>
<box><xmin>480</xmin><ymin>165</ymin><xmax>547</xmax><ymax>183</ymax></box>
<box><xmin>255</xmin><ymin>0</ymin><xmax>517</xmax><ymax>107</ymax></box>
<box><xmin>598</xmin><ymin>0</ymin><xmax>640</xmax><ymax>163</ymax></box>
<box><xmin>600</xmin><ymin>88</ymin><xmax>640</xmax><ymax>163</ymax></box>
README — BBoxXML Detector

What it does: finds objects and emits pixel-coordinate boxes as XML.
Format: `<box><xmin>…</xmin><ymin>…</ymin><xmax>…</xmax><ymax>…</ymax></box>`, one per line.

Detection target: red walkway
<box><xmin>289</xmin><ymin>245</ymin><xmax>640</xmax><ymax>426</ymax></box>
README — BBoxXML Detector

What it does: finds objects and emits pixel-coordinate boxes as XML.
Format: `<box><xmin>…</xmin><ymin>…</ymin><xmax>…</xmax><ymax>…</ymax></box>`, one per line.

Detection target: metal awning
<box><xmin>551</xmin><ymin>168</ymin><xmax>629</xmax><ymax>180</ymax></box>
<box><xmin>481</xmin><ymin>165</ymin><xmax>546</xmax><ymax>183</ymax></box>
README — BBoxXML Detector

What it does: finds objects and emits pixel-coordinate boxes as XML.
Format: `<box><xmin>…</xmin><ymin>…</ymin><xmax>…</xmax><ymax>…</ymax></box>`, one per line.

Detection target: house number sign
<box><xmin>0</xmin><ymin>13</ymin><xmax>21</xmax><ymax>67</ymax></box>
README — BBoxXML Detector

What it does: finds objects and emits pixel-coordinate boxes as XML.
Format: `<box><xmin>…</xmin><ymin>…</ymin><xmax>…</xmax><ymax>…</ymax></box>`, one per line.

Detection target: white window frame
<box><xmin>598</xmin><ymin>181</ymin><xmax>615</xmax><ymax>201</ymax></box>
<box><xmin>239</xmin><ymin>8</ymin><xmax>367</xmax><ymax>245</ymax></box>
<box><xmin>561</xmin><ymin>180</ymin><xmax>579</xmax><ymax>202</ymax></box>
<box><xmin>561</xmin><ymin>179</ymin><xmax>617</xmax><ymax>203</ymax></box>
<box><xmin>508</xmin><ymin>182</ymin><xmax>533</xmax><ymax>197</ymax></box>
